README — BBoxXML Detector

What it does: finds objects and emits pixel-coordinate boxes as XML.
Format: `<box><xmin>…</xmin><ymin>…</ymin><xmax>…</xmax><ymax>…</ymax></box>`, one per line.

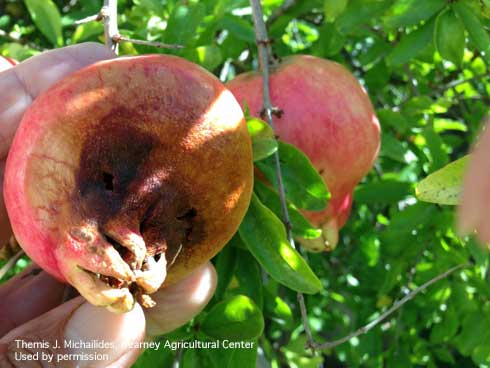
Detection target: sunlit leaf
<box><xmin>415</xmin><ymin>156</ymin><xmax>469</xmax><ymax>205</ymax></box>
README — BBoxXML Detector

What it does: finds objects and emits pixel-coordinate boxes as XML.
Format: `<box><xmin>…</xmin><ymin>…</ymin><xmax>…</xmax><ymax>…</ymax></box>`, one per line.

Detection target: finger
<box><xmin>0</xmin><ymin>297</ymin><xmax>146</xmax><ymax>368</ymax></box>
<box><xmin>0</xmin><ymin>42</ymin><xmax>115</xmax><ymax>159</ymax></box>
<box><xmin>145</xmin><ymin>263</ymin><xmax>217</xmax><ymax>338</ymax></box>
<box><xmin>0</xmin><ymin>265</ymin><xmax>66</xmax><ymax>337</ymax></box>
<box><xmin>458</xmin><ymin>123</ymin><xmax>490</xmax><ymax>242</ymax></box>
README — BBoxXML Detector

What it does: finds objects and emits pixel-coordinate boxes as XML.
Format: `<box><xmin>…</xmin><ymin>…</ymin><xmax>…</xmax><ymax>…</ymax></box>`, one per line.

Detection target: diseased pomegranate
<box><xmin>227</xmin><ymin>55</ymin><xmax>380</xmax><ymax>251</ymax></box>
<box><xmin>4</xmin><ymin>55</ymin><xmax>253</xmax><ymax>312</ymax></box>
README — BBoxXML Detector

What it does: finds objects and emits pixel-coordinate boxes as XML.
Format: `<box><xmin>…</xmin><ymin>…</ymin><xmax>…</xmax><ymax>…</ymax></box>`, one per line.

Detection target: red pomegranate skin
<box><xmin>227</xmin><ymin>55</ymin><xmax>380</xmax><ymax>251</ymax></box>
<box><xmin>4</xmin><ymin>55</ymin><xmax>253</xmax><ymax>312</ymax></box>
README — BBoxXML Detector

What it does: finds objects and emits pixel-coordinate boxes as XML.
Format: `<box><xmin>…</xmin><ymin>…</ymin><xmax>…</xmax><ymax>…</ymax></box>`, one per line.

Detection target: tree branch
<box><xmin>112</xmin><ymin>35</ymin><xmax>184</xmax><ymax>50</ymax></box>
<box><xmin>316</xmin><ymin>263</ymin><xmax>469</xmax><ymax>350</ymax></box>
<box><xmin>249</xmin><ymin>0</ymin><xmax>316</xmax><ymax>351</ymax></box>
<box><xmin>102</xmin><ymin>0</ymin><xmax>119</xmax><ymax>54</ymax></box>
<box><xmin>0</xmin><ymin>249</ymin><xmax>25</xmax><ymax>280</ymax></box>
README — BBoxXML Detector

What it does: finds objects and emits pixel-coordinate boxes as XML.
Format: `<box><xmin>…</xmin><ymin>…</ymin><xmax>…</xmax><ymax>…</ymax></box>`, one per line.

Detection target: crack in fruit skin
<box><xmin>4</xmin><ymin>55</ymin><xmax>253</xmax><ymax>313</ymax></box>
<box><xmin>227</xmin><ymin>55</ymin><xmax>380</xmax><ymax>252</ymax></box>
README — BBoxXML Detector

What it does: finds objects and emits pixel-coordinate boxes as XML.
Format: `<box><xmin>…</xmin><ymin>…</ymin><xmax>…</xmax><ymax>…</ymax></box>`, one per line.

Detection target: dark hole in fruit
<box><xmin>103</xmin><ymin>233</ymin><xmax>133</xmax><ymax>266</ymax></box>
<box><xmin>176</xmin><ymin>207</ymin><xmax>197</xmax><ymax>221</ymax></box>
<box><xmin>103</xmin><ymin>172</ymin><xmax>115</xmax><ymax>191</ymax></box>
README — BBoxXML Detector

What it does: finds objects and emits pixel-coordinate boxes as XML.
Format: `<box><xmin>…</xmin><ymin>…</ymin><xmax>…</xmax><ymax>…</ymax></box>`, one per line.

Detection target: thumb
<box><xmin>0</xmin><ymin>297</ymin><xmax>146</xmax><ymax>367</ymax></box>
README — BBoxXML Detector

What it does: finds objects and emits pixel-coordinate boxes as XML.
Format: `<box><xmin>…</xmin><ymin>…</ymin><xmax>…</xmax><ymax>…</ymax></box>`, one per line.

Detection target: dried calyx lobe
<box><xmin>74</xmin><ymin>114</ymin><xmax>200</xmax><ymax>307</ymax></box>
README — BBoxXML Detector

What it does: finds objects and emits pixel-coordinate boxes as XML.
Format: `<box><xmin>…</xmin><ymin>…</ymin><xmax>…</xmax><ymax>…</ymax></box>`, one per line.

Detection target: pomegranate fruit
<box><xmin>4</xmin><ymin>55</ymin><xmax>253</xmax><ymax>312</ymax></box>
<box><xmin>227</xmin><ymin>55</ymin><xmax>380</xmax><ymax>251</ymax></box>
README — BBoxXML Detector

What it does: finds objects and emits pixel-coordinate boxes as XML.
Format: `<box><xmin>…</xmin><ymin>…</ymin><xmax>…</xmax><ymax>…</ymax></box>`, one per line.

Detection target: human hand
<box><xmin>0</xmin><ymin>43</ymin><xmax>217</xmax><ymax>367</ymax></box>
<box><xmin>459</xmin><ymin>121</ymin><xmax>490</xmax><ymax>243</ymax></box>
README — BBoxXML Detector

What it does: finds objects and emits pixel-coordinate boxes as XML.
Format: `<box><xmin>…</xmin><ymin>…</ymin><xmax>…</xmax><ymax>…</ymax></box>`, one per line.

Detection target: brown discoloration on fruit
<box><xmin>4</xmin><ymin>55</ymin><xmax>253</xmax><ymax>312</ymax></box>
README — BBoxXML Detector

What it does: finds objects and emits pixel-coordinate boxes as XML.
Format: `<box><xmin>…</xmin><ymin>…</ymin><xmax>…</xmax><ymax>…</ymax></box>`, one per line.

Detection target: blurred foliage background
<box><xmin>2</xmin><ymin>0</ymin><xmax>490</xmax><ymax>367</ymax></box>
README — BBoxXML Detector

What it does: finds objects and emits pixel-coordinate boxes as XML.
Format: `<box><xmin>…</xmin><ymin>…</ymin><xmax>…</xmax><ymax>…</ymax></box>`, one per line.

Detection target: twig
<box><xmin>102</xmin><ymin>0</ymin><xmax>119</xmax><ymax>54</ymax></box>
<box><xmin>316</xmin><ymin>263</ymin><xmax>469</xmax><ymax>350</ymax></box>
<box><xmin>73</xmin><ymin>13</ymin><xmax>103</xmax><ymax>26</ymax></box>
<box><xmin>0</xmin><ymin>249</ymin><xmax>25</xmax><ymax>280</ymax></box>
<box><xmin>249</xmin><ymin>0</ymin><xmax>316</xmax><ymax>351</ymax></box>
<box><xmin>112</xmin><ymin>35</ymin><xmax>184</xmax><ymax>49</ymax></box>
<box><xmin>266</xmin><ymin>0</ymin><xmax>297</xmax><ymax>25</ymax></box>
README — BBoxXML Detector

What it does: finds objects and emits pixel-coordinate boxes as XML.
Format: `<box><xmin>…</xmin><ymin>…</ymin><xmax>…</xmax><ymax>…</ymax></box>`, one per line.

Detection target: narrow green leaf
<box><xmin>423</xmin><ymin>126</ymin><xmax>450</xmax><ymax>171</ymax></box>
<box><xmin>24</xmin><ymin>0</ymin><xmax>63</xmax><ymax>46</ymax></box>
<box><xmin>201</xmin><ymin>295</ymin><xmax>264</xmax><ymax>340</ymax></box>
<box><xmin>454</xmin><ymin>2</ymin><xmax>490</xmax><ymax>62</ymax></box>
<box><xmin>72</xmin><ymin>21</ymin><xmax>103</xmax><ymax>43</ymax></box>
<box><xmin>383</xmin><ymin>0</ymin><xmax>446</xmax><ymax>28</ymax></box>
<box><xmin>387</xmin><ymin>18</ymin><xmax>435</xmax><ymax>66</ymax></box>
<box><xmin>324</xmin><ymin>0</ymin><xmax>348</xmax><ymax>22</ymax></box>
<box><xmin>435</xmin><ymin>8</ymin><xmax>465</xmax><ymax>65</ymax></box>
<box><xmin>235</xmin><ymin>249</ymin><xmax>264</xmax><ymax>309</ymax></box>
<box><xmin>256</xmin><ymin>141</ymin><xmax>330</xmax><ymax>211</ymax></box>
<box><xmin>239</xmin><ymin>194</ymin><xmax>322</xmax><ymax>294</ymax></box>
<box><xmin>354</xmin><ymin>180</ymin><xmax>412</xmax><ymax>204</ymax></box>
<box><xmin>415</xmin><ymin>156</ymin><xmax>469</xmax><ymax>205</ymax></box>
<box><xmin>254</xmin><ymin>180</ymin><xmax>321</xmax><ymax>239</ymax></box>
<box><xmin>247</xmin><ymin>118</ymin><xmax>278</xmax><ymax>161</ymax></box>
<box><xmin>213</xmin><ymin>243</ymin><xmax>237</xmax><ymax>301</ymax></box>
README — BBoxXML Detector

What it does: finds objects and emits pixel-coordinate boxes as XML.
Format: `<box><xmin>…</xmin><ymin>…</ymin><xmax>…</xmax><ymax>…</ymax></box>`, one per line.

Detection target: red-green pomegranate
<box><xmin>227</xmin><ymin>55</ymin><xmax>380</xmax><ymax>251</ymax></box>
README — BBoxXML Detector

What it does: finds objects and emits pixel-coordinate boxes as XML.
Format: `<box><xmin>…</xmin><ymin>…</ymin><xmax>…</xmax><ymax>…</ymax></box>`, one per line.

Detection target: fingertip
<box><xmin>145</xmin><ymin>263</ymin><xmax>217</xmax><ymax>337</ymax></box>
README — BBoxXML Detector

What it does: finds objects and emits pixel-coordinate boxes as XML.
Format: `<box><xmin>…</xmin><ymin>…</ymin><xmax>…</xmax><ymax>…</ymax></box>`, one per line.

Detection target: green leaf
<box><xmin>354</xmin><ymin>180</ymin><xmax>412</xmax><ymax>204</ymax></box>
<box><xmin>380</xmin><ymin>133</ymin><xmax>412</xmax><ymax>163</ymax></box>
<box><xmin>247</xmin><ymin>118</ymin><xmax>278</xmax><ymax>161</ymax></box>
<box><xmin>430</xmin><ymin>307</ymin><xmax>459</xmax><ymax>343</ymax></box>
<box><xmin>131</xmin><ymin>343</ymin><xmax>174</xmax><ymax>368</ymax></box>
<box><xmin>337</xmin><ymin>0</ymin><xmax>390</xmax><ymax>34</ymax></box>
<box><xmin>264</xmin><ymin>287</ymin><xmax>294</xmax><ymax>329</ymax></box>
<box><xmin>383</xmin><ymin>0</ymin><xmax>446</xmax><ymax>28</ymax></box>
<box><xmin>24</xmin><ymin>0</ymin><xmax>63</xmax><ymax>46</ymax></box>
<box><xmin>435</xmin><ymin>8</ymin><xmax>465</xmax><ymax>65</ymax></box>
<box><xmin>415</xmin><ymin>156</ymin><xmax>469</xmax><ymax>205</ymax></box>
<box><xmin>423</xmin><ymin>126</ymin><xmax>450</xmax><ymax>171</ymax></box>
<box><xmin>235</xmin><ymin>249</ymin><xmax>264</xmax><ymax>309</ymax></box>
<box><xmin>453</xmin><ymin>311</ymin><xmax>490</xmax><ymax>355</ymax></box>
<box><xmin>213</xmin><ymin>242</ymin><xmax>237</xmax><ymax>301</ymax></box>
<box><xmin>454</xmin><ymin>2</ymin><xmax>490</xmax><ymax>62</ymax></box>
<box><xmin>183</xmin><ymin>45</ymin><xmax>222</xmax><ymax>71</ymax></box>
<box><xmin>218</xmin><ymin>15</ymin><xmax>256</xmax><ymax>43</ymax></box>
<box><xmin>256</xmin><ymin>141</ymin><xmax>330</xmax><ymax>211</ymax></box>
<box><xmin>72</xmin><ymin>21</ymin><xmax>103</xmax><ymax>43</ymax></box>
<box><xmin>201</xmin><ymin>295</ymin><xmax>264</xmax><ymax>340</ymax></box>
<box><xmin>386</xmin><ymin>18</ymin><xmax>435</xmax><ymax>66</ymax></box>
<box><xmin>254</xmin><ymin>180</ymin><xmax>321</xmax><ymax>239</ymax></box>
<box><xmin>324</xmin><ymin>0</ymin><xmax>348</xmax><ymax>22</ymax></box>
<box><xmin>239</xmin><ymin>194</ymin><xmax>322</xmax><ymax>294</ymax></box>
<box><xmin>164</xmin><ymin>3</ymin><xmax>205</xmax><ymax>45</ymax></box>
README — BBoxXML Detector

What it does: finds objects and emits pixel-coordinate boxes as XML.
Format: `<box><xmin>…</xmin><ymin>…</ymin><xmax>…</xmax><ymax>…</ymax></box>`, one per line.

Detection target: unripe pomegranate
<box><xmin>227</xmin><ymin>55</ymin><xmax>380</xmax><ymax>251</ymax></box>
<box><xmin>4</xmin><ymin>55</ymin><xmax>253</xmax><ymax>312</ymax></box>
